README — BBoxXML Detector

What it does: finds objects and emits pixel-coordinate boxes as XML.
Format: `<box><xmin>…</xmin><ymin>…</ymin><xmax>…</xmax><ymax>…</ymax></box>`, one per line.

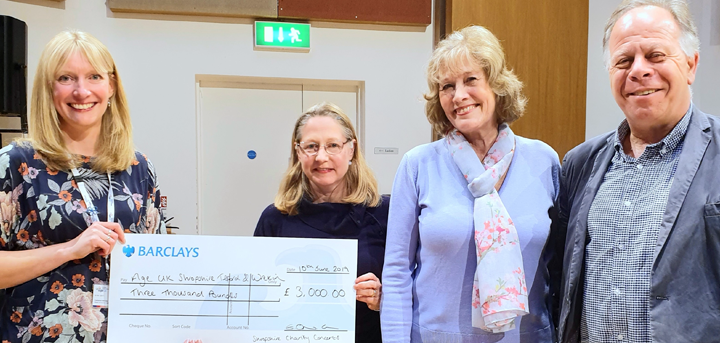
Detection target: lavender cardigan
<box><xmin>380</xmin><ymin>136</ymin><xmax>559</xmax><ymax>342</ymax></box>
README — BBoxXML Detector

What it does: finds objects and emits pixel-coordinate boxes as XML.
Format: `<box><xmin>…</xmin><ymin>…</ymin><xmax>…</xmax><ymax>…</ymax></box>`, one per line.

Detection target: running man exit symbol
<box><xmin>290</xmin><ymin>28</ymin><xmax>302</xmax><ymax>43</ymax></box>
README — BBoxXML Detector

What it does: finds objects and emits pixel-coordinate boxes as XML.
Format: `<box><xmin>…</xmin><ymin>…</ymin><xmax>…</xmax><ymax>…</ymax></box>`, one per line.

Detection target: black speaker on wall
<box><xmin>0</xmin><ymin>16</ymin><xmax>28</xmax><ymax>125</ymax></box>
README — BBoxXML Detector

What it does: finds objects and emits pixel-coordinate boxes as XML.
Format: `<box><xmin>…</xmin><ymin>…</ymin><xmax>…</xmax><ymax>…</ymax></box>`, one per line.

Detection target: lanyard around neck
<box><xmin>70</xmin><ymin>168</ymin><xmax>115</xmax><ymax>224</ymax></box>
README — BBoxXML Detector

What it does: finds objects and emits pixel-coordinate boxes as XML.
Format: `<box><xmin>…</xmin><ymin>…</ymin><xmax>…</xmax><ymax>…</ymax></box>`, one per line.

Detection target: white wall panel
<box><xmin>198</xmin><ymin>87</ymin><xmax>300</xmax><ymax>236</ymax></box>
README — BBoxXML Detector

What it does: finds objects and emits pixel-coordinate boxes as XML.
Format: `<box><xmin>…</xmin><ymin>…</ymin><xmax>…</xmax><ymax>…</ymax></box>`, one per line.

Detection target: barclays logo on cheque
<box><xmin>122</xmin><ymin>245</ymin><xmax>199</xmax><ymax>258</ymax></box>
<box><xmin>122</xmin><ymin>245</ymin><xmax>135</xmax><ymax>257</ymax></box>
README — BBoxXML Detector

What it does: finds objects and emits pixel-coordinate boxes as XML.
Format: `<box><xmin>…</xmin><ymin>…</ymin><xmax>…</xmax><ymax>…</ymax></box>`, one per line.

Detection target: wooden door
<box><xmin>446</xmin><ymin>0</ymin><xmax>588</xmax><ymax>159</ymax></box>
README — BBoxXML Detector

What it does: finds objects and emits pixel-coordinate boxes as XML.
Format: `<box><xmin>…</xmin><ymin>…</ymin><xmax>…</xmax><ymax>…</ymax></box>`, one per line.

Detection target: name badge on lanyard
<box><xmin>71</xmin><ymin>168</ymin><xmax>115</xmax><ymax>308</ymax></box>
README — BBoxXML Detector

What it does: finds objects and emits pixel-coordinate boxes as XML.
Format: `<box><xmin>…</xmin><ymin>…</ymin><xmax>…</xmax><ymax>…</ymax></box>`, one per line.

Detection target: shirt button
<box><xmin>617</xmin><ymin>244</ymin><xmax>625</xmax><ymax>250</ymax></box>
<box><xmin>636</xmin><ymin>164</ymin><xmax>643</xmax><ymax>170</ymax></box>
<box><xmin>618</xmin><ymin>334</ymin><xmax>624</xmax><ymax>340</ymax></box>
<box><xmin>613</xmin><ymin>288</ymin><xmax>621</xmax><ymax>295</ymax></box>
<box><xmin>624</xmin><ymin>201</ymin><xmax>631</xmax><ymax>207</ymax></box>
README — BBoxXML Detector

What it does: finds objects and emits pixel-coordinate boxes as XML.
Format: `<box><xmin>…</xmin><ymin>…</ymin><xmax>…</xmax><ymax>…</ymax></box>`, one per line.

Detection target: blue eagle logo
<box><xmin>122</xmin><ymin>245</ymin><xmax>135</xmax><ymax>257</ymax></box>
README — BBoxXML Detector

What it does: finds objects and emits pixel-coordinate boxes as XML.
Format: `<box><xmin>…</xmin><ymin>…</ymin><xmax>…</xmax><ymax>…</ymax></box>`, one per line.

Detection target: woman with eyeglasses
<box><xmin>254</xmin><ymin>102</ymin><xmax>388</xmax><ymax>343</ymax></box>
<box><xmin>0</xmin><ymin>31</ymin><xmax>165</xmax><ymax>343</ymax></box>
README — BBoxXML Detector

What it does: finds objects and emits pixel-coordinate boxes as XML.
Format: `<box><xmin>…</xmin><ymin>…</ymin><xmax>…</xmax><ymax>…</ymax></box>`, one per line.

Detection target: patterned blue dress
<box><xmin>0</xmin><ymin>142</ymin><xmax>165</xmax><ymax>343</ymax></box>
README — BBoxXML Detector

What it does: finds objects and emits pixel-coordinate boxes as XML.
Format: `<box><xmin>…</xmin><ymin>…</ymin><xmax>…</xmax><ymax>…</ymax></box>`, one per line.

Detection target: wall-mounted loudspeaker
<box><xmin>0</xmin><ymin>16</ymin><xmax>28</xmax><ymax>129</ymax></box>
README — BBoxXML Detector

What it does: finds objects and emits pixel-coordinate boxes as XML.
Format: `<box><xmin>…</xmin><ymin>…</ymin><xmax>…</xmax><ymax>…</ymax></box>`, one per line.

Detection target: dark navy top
<box><xmin>254</xmin><ymin>195</ymin><xmax>389</xmax><ymax>343</ymax></box>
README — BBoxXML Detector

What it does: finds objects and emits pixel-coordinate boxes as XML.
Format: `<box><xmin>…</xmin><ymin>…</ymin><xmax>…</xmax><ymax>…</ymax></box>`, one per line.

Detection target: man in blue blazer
<box><xmin>553</xmin><ymin>0</ymin><xmax>720</xmax><ymax>342</ymax></box>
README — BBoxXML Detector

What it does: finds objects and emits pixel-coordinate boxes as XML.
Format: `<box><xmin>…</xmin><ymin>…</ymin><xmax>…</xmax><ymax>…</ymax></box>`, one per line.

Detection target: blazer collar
<box><xmin>652</xmin><ymin>105</ymin><xmax>711</xmax><ymax>263</ymax></box>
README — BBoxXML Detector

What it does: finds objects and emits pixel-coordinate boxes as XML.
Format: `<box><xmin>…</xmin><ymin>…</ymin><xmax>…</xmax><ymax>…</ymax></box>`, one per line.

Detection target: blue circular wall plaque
<box><xmin>247</xmin><ymin>150</ymin><xmax>257</xmax><ymax>159</ymax></box>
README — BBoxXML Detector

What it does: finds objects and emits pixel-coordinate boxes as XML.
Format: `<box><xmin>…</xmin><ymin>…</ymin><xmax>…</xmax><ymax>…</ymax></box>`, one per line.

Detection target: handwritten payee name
<box><xmin>127</xmin><ymin>273</ymin><xmax>285</xmax><ymax>287</ymax></box>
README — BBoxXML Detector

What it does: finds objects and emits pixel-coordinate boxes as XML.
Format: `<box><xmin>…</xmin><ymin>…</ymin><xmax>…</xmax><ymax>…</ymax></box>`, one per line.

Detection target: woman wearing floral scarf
<box><xmin>381</xmin><ymin>25</ymin><xmax>560</xmax><ymax>342</ymax></box>
<box><xmin>0</xmin><ymin>31</ymin><xmax>165</xmax><ymax>342</ymax></box>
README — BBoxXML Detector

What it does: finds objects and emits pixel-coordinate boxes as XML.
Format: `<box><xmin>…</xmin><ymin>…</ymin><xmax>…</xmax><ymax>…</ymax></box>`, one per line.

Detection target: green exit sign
<box><xmin>254</xmin><ymin>21</ymin><xmax>310</xmax><ymax>51</ymax></box>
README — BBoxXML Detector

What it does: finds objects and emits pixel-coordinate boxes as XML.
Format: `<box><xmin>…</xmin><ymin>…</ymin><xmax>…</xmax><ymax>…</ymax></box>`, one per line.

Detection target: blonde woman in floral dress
<box><xmin>0</xmin><ymin>31</ymin><xmax>164</xmax><ymax>342</ymax></box>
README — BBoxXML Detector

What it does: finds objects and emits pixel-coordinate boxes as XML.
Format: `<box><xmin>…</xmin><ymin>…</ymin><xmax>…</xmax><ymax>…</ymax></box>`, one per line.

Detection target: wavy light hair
<box><xmin>274</xmin><ymin>102</ymin><xmax>380</xmax><ymax>215</ymax></box>
<box><xmin>602</xmin><ymin>0</ymin><xmax>699</xmax><ymax>69</ymax></box>
<box><xmin>25</xmin><ymin>30</ymin><xmax>135</xmax><ymax>172</ymax></box>
<box><xmin>425</xmin><ymin>25</ymin><xmax>526</xmax><ymax>136</ymax></box>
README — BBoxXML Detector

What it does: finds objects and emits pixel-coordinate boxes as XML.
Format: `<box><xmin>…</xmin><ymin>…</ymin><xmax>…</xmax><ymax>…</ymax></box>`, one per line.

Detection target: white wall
<box><xmin>586</xmin><ymin>0</ymin><xmax>720</xmax><ymax>139</ymax></box>
<box><xmin>0</xmin><ymin>0</ymin><xmax>434</xmax><ymax>233</ymax></box>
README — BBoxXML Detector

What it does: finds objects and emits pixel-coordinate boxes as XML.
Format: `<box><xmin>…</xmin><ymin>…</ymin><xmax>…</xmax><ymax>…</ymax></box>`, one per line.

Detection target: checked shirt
<box><xmin>580</xmin><ymin>107</ymin><xmax>692</xmax><ymax>343</ymax></box>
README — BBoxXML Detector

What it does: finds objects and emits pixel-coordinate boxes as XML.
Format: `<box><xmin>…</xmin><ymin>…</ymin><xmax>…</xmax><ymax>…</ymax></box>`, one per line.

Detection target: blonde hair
<box><xmin>25</xmin><ymin>30</ymin><xmax>135</xmax><ymax>172</ymax></box>
<box><xmin>425</xmin><ymin>25</ymin><xmax>526</xmax><ymax>135</ymax></box>
<box><xmin>602</xmin><ymin>0</ymin><xmax>699</xmax><ymax>69</ymax></box>
<box><xmin>274</xmin><ymin>102</ymin><xmax>381</xmax><ymax>215</ymax></box>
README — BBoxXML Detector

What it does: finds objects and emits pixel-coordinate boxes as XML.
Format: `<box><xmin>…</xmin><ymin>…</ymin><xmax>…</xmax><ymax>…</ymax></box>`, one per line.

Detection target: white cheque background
<box><xmin>107</xmin><ymin>235</ymin><xmax>358</xmax><ymax>343</ymax></box>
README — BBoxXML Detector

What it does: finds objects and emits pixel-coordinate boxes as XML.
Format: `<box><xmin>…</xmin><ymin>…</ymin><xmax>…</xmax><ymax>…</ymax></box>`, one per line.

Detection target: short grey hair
<box><xmin>602</xmin><ymin>0</ymin><xmax>699</xmax><ymax>68</ymax></box>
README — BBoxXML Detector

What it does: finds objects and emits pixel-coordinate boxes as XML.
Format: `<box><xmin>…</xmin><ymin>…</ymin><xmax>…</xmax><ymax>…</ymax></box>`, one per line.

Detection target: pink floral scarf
<box><xmin>446</xmin><ymin>123</ymin><xmax>529</xmax><ymax>333</ymax></box>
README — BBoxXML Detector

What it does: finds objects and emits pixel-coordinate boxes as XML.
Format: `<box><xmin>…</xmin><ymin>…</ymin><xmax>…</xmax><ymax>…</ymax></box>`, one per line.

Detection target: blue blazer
<box><xmin>553</xmin><ymin>106</ymin><xmax>720</xmax><ymax>342</ymax></box>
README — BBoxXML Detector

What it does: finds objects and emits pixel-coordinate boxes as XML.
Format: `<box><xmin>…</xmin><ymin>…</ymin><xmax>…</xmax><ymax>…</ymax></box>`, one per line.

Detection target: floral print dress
<box><xmin>0</xmin><ymin>142</ymin><xmax>165</xmax><ymax>343</ymax></box>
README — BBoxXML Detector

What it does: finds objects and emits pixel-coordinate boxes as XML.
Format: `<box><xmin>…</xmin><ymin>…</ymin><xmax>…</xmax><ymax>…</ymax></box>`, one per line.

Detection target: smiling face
<box><xmin>608</xmin><ymin>6</ymin><xmax>697</xmax><ymax>130</ymax></box>
<box><xmin>297</xmin><ymin>116</ymin><xmax>355</xmax><ymax>199</ymax></box>
<box><xmin>438</xmin><ymin>61</ymin><xmax>498</xmax><ymax>139</ymax></box>
<box><xmin>52</xmin><ymin>51</ymin><xmax>114</xmax><ymax>135</ymax></box>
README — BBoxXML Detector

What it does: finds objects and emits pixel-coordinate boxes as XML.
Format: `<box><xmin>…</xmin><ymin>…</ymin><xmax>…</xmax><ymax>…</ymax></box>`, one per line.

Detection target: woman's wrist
<box><xmin>54</xmin><ymin>240</ymin><xmax>78</xmax><ymax>263</ymax></box>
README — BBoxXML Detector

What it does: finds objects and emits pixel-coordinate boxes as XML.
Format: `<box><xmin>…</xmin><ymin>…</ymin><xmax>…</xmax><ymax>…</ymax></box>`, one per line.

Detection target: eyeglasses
<box><xmin>296</xmin><ymin>139</ymin><xmax>352</xmax><ymax>156</ymax></box>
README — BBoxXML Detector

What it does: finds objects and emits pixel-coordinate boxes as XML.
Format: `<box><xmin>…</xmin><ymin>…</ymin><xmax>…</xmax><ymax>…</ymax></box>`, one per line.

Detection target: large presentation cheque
<box><xmin>107</xmin><ymin>235</ymin><xmax>358</xmax><ymax>343</ymax></box>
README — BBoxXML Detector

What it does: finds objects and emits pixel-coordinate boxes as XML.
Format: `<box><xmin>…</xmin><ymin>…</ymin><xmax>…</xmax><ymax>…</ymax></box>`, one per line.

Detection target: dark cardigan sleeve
<box><xmin>253</xmin><ymin>204</ymin><xmax>281</xmax><ymax>237</ymax></box>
